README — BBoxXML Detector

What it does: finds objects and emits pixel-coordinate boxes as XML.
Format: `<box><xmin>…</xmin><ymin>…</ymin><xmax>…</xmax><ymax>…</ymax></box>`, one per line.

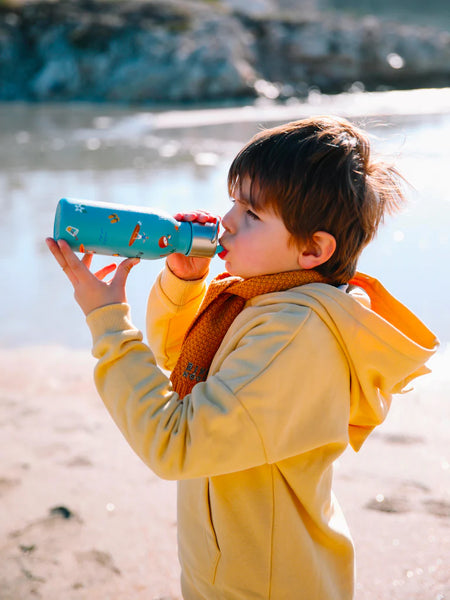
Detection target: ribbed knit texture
<box><xmin>170</xmin><ymin>269</ymin><xmax>328</xmax><ymax>399</ymax></box>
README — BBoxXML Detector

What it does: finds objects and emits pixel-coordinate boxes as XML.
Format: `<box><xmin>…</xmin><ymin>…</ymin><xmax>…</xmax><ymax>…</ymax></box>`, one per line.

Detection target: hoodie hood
<box><xmin>283</xmin><ymin>273</ymin><xmax>439</xmax><ymax>451</ymax></box>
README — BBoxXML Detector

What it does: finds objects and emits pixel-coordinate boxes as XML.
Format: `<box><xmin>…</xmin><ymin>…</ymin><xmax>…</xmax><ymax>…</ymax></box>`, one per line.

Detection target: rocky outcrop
<box><xmin>246</xmin><ymin>14</ymin><xmax>450</xmax><ymax>95</ymax></box>
<box><xmin>0</xmin><ymin>0</ymin><xmax>256</xmax><ymax>102</ymax></box>
<box><xmin>0</xmin><ymin>0</ymin><xmax>449</xmax><ymax>104</ymax></box>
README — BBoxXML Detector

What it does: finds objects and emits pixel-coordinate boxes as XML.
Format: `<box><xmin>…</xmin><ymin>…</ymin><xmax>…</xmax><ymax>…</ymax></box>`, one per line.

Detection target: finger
<box><xmin>174</xmin><ymin>211</ymin><xmax>217</xmax><ymax>224</ymax></box>
<box><xmin>82</xmin><ymin>252</ymin><xmax>94</xmax><ymax>270</ymax></box>
<box><xmin>46</xmin><ymin>237</ymin><xmax>69</xmax><ymax>269</ymax></box>
<box><xmin>57</xmin><ymin>239</ymin><xmax>92</xmax><ymax>283</ymax></box>
<box><xmin>195</xmin><ymin>210</ymin><xmax>218</xmax><ymax>223</ymax></box>
<box><xmin>94</xmin><ymin>263</ymin><xmax>117</xmax><ymax>280</ymax></box>
<box><xmin>46</xmin><ymin>238</ymin><xmax>80</xmax><ymax>287</ymax></box>
<box><xmin>173</xmin><ymin>212</ymin><xmax>195</xmax><ymax>222</ymax></box>
<box><xmin>111</xmin><ymin>257</ymin><xmax>140</xmax><ymax>290</ymax></box>
<box><xmin>174</xmin><ymin>212</ymin><xmax>210</xmax><ymax>222</ymax></box>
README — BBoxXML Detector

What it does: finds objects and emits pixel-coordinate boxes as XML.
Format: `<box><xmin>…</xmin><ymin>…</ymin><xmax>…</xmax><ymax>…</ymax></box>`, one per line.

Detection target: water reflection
<box><xmin>0</xmin><ymin>92</ymin><xmax>449</xmax><ymax>348</ymax></box>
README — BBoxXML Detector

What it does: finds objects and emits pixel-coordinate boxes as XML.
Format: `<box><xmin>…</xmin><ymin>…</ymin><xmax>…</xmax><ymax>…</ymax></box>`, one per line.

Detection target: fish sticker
<box><xmin>66</xmin><ymin>226</ymin><xmax>79</xmax><ymax>239</ymax></box>
<box><xmin>108</xmin><ymin>213</ymin><xmax>119</xmax><ymax>224</ymax></box>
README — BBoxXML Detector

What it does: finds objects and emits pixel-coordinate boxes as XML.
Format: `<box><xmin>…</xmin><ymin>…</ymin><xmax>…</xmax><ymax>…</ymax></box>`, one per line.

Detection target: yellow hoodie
<box><xmin>86</xmin><ymin>267</ymin><xmax>438</xmax><ymax>600</ymax></box>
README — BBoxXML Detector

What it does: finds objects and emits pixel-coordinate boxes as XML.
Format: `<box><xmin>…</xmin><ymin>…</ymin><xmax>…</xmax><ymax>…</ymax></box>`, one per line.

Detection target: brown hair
<box><xmin>227</xmin><ymin>116</ymin><xmax>405</xmax><ymax>284</ymax></box>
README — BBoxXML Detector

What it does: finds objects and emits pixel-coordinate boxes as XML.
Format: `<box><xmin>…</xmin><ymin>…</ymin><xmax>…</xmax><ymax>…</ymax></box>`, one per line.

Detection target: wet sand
<box><xmin>0</xmin><ymin>344</ymin><xmax>448</xmax><ymax>600</ymax></box>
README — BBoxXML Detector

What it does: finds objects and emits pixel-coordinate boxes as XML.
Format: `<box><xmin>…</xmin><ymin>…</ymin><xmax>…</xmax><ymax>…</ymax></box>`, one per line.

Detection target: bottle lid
<box><xmin>189</xmin><ymin>221</ymin><xmax>221</xmax><ymax>257</ymax></box>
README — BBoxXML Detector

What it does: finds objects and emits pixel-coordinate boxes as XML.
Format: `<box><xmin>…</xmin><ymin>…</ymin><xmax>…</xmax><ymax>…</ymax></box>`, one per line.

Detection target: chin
<box><xmin>224</xmin><ymin>262</ymin><xmax>238</xmax><ymax>276</ymax></box>
<box><xmin>227</xmin><ymin>267</ymin><xmax>245</xmax><ymax>278</ymax></box>
<box><xmin>225</xmin><ymin>262</ymin><xmax>261</xmax><ymax>279</ymax></box>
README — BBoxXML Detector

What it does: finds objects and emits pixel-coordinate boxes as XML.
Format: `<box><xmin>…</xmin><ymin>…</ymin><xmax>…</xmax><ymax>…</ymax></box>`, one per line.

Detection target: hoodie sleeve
<box><xmin>146</xmin><ymin>266</ymin><xmax>208</xmax><ymax>370</ymax></box>
<box><xmin>86</xmin><ymin>301</ymin><xmax>351</xmax><ymax>480</ymax></box>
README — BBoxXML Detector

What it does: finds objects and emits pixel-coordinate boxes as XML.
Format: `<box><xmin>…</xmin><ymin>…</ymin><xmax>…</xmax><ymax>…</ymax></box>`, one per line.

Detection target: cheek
<box><xmin>237</xmin><ymin>237</ymin><xmax>269</xmax><ymax>268</ymax></box>
<box><xmin>235</xmin><ymin>229</ymin><xmax>260</xmax><ymax>252</ymax></box>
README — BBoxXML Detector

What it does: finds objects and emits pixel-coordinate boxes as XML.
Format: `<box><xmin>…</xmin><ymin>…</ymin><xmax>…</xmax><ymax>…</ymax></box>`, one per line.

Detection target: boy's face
<box><xmin>219</xmin><ymin>177</ymin><xmax>302</xmax><ymax>279</ymax></box>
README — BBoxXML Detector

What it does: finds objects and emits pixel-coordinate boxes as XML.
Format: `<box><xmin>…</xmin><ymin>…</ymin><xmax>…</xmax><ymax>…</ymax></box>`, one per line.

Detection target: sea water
<box><xmin>0</xmin><ymin>88</ymin><xmax>449</xmax><ymax>349</ymax></box>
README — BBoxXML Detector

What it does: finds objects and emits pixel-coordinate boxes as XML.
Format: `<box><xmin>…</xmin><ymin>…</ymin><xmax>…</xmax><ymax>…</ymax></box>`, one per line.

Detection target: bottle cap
<box><xmin>189</xmin><ymin>221</ymin><xmax>221</xmax><ymax>257</ymax></box>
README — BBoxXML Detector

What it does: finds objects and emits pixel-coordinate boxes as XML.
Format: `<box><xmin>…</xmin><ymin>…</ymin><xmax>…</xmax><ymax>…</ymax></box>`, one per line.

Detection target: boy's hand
<box><xmin>167</xmin><ymin>210</ymin><xmax>217</xmax><ymax>281</ymax></box>
<box><xmin>46</xmin><ymin>238</ymin><xmax>140</xmax><ymax>316</ymax></box>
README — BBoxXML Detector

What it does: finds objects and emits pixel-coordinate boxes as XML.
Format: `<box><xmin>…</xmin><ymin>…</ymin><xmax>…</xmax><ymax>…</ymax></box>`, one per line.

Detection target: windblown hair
<box><xmin>227</xmin><ymin>116</ymin><xmax>405</xmax><ymax>284</ymax></box>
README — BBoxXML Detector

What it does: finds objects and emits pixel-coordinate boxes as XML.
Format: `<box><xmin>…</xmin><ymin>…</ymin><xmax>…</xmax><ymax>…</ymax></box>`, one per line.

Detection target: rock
<box><xmin>0</xmin><ymin>0</ymin><xmax>449</xmax><ymax>104</ymax></box>
<box><xmin>247</xmin><ymin>13</ymin><xmax>450</xmax><ymax>93</ymax></box>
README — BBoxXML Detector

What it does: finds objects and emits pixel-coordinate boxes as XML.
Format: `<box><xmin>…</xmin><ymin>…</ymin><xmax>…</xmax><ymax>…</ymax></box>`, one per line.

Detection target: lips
<box><xmin>218</xmin><ymin>237</ymin><xmax>228</xmax><ymax>260</ymax></box>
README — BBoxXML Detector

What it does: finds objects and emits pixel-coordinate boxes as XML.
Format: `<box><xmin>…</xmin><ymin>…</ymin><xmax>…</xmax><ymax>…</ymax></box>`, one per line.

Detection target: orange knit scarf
<box><xmin>170</xmin><ymin>269</ymin><xmax>329</xmax><ymax>399</ymax></box>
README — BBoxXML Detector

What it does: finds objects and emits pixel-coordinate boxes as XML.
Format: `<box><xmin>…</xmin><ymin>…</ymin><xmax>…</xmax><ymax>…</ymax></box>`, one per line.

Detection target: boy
<box><xmin>46</xmin><ymin>116</ymin><xmax>438</xmax><ymax>599</ymax></box>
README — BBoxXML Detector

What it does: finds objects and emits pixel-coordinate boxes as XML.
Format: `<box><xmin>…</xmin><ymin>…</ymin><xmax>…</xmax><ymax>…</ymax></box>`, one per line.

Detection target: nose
<box><xmin>221</xmin><ymin>205</ymin><xmax>235</xmax><ymax>233</ymax></box>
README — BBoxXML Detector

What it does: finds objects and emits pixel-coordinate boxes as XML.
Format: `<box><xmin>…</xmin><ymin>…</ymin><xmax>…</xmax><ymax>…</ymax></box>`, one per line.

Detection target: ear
<box><xmin>297</xmin><ymin>231</ymin><xmax>336</xmax><ymax>270</ymax></box>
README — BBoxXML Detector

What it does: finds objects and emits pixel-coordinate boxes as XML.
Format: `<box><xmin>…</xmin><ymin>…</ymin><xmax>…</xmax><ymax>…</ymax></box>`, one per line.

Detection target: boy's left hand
<box><xmin>166</xmin><ymin>210</ymin><xmax>217</xmax><ymax>281</ymax></box>
<box><xmin>46</xmin><ymin>238</ymin><xmax>140</xmax><ymax>316</ymax></box>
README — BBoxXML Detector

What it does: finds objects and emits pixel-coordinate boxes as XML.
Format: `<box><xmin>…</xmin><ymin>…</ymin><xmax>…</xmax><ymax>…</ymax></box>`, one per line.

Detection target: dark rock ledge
<box><xmin>1</xmin><ymin>0</ymin><xmax>449</xmax><ymax>104</ymax></box>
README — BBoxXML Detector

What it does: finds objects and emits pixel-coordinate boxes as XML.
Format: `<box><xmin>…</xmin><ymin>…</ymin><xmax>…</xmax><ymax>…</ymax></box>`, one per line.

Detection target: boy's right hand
<box><xmin>46</xmin><ymin>238</ymin><xmax>140</xmax><ymax>316</ymax></box>
<box><xmin>166</xmin><ymin>210</ymin><xmax>218</xmax><ymax>281</ymax></box>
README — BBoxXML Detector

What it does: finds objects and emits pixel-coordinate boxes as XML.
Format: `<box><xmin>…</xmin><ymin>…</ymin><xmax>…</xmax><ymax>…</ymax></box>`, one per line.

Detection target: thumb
<box><xmin>112</xmin><ymin>257</ymin><xmax>140</xmax><ymax>288</ymax></box>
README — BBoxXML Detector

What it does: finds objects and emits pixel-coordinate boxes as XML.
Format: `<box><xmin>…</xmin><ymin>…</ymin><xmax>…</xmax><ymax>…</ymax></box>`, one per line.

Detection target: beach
<box><xmin>1</xmin><ymin>95</ymin><xmax>449</xmax><ymax>599</ymax></box>
<box><xmin>0</xmin><ymin>342</ymin><xmax>448</xmax><ymax>600</ymax></box>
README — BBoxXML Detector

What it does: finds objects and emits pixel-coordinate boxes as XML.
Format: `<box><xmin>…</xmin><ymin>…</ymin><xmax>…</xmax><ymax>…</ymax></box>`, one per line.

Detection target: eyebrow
<box><xmin>236</xmin><ymin>195</ymin><xmax>261</xmax><ymax>215</ymax></box>
<box><xmin>232</xmin><ymin>178</ymin><xmax>265</xmax><ymax>212</ymax></box>
<box><xmin>231</xmin><ymin>186</ymin><xmax>249</xmax><ymax>206</ymax></box>
<box><xmin>235</xmin><ymin>195</ymin><xmax>250</xmax><ymax>207</ymax></box>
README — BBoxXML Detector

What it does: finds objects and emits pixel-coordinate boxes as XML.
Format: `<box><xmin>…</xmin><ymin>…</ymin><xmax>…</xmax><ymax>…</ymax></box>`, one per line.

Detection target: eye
<box><xmin>246</xmin><ymin>209</ymin><xmax>259</xmax><ymax>220</ymax></box>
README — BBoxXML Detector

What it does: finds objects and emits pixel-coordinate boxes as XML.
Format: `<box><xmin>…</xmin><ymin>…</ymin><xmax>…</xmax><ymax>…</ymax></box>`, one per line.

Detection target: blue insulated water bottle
<box><xmin>53</xmin><ymin>198</ymin><xmax>223</xmax><ymax>259</ymax></box>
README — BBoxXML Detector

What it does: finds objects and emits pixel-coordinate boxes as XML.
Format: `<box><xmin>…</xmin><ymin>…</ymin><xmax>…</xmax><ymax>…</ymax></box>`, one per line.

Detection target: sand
<box><xmin>0</xmin><ymin>344</ymin><xmax>448</xmax><ymax>600</ymax></box>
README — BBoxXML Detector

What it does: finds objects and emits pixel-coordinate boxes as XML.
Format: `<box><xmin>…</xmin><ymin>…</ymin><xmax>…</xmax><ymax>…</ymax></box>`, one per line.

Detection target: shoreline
<box><xmin>1</xmin><ymin>344</ymin><xmax>448</xmax><ymax>598</ymax></box>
